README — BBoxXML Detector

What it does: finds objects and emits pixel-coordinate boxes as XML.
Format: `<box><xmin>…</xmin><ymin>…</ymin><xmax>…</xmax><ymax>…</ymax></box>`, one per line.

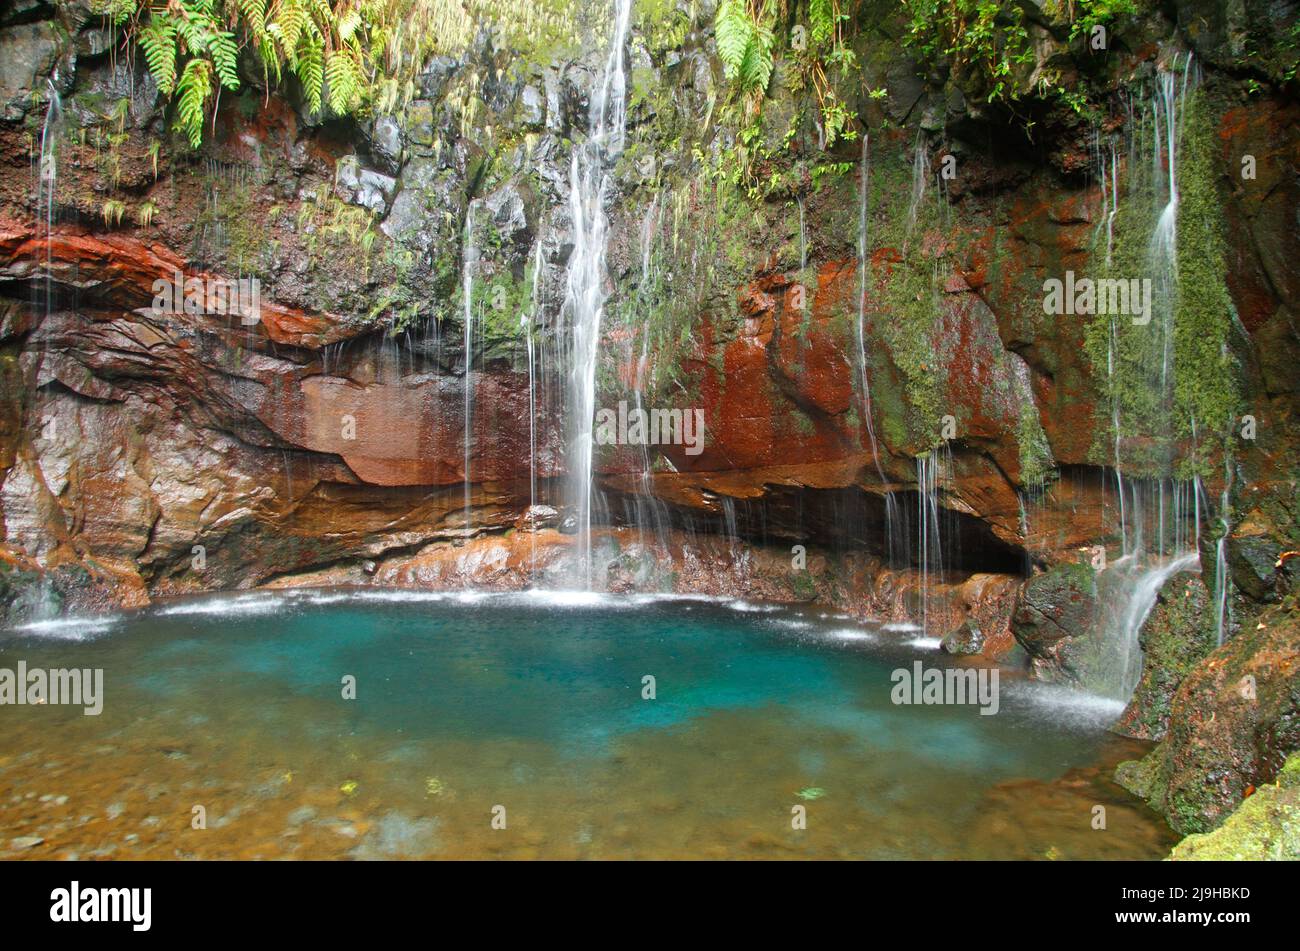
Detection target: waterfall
<box><xmin>630</xmin><ymin>196</ymin><xmax>670</xmax><ymax>555</ymax></box>
<box><xmin>854</xmin><ymin>135</ymin><xmax>901</xmax><ymax>564</ymax></box>
<box><xmin>461</xmin><ymin>200</ymin><xmax>480</xmax><ymax>544</ymax></box>
<box><xmin>904</xmin><ymin>135</ymin><xmax>930</xmax><ymax>249</ymax></box>
<box><xmin>36</xmin><ymin>78</ymin><xmax>61</xmax><ymax>329</ymax></box>
<box><xmin>1212</xmin><ymin>450</ymin><xmax>1234</xmax><ymax>646</ymax></box>
<box><xmin>563</xmin><ymin>0</ymin><xmax>633</xmax><ymax>587</ymax></box>
<box><xmin>1108</xmin><ymin>549</ymin><xmax>1200</xmax><ymax>700</ymax></box>
<box><xmin>1148</xmin><ymin>53</ymin><xmax>1196</xmax><ymax>413</ymax></box>
<box><xmin>525</xmin><ymin>239</ymin><xmax>543</xmax><ymax>574</ymax></box>
<box><xmin>915</xmin><ymin>449</ymin><xmax>947</xmax><ymax>637</ymax></box>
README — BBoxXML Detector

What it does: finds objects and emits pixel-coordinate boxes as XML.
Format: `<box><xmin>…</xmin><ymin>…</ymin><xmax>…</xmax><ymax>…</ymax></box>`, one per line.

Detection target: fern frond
<box><xmin>139</xmin><ymin>18</ymin><xmax>178</xmax><ymax>96</ymax></box>
<box><xmin>715</xmin><ymin>0</ymin><xmax>754</xmax><ymax>80</ymax></box>
<box><xmin>174</xmin><ymin>57</ymin><xmax>213</xmax><ymax>148</ymax></box>
<box><xmin>325</xmin><ymin>47</ymin><xmax>363</xmax><ymax>114</ymax></box>
<box><xmin>210</xmin><ymin>31</ymin><xmax>241</xmax><ymax>90</ymax></box>
<box><xmin>810</xmin><ymin>0</ymin><xmax>835</xmax><ymax>47</ymax></box>
<box><xmin>296</xmin><ymin>35</ymin><xmax>324</xmax><ymax>113</ymax></box>
<box><xmin>739</xmin><ymin>22</ymin><xmax>775</xmax><ymax>96</ymax></box>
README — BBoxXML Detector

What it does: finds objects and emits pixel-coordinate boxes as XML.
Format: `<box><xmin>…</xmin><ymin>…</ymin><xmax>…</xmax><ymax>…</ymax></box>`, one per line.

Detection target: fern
<box><xmin>273</xmin><ymin>0</ymin><xmax>308</xmax><ymax>59</ymax></box>
<box><xmin>325</xmin><ymin>47</ymin><xmax>363</xmax><ymax>114</ymax></box>
<box><xmin>739</xmin><ymin>20</ymin><xmax>775</xmax><ymax>95</ymax></box>
<box><xmin>139</xmin><ymin>19</ymin><xmax>178</xmax><ymax>96</ymax></box>
<box><xmin>175</xmin><ymin>58</ymin><xmax>213</xmax><ymax>148</ymax></box>
<box><xmin>810</xmin><ymin>0</ymin><xmax>835</xmax><ymax>46</ymax></box>
<box><xmin>210</xmin><ymin>31</ymin><xmax>241</xmax><ymax>89</ymax></box>
<box><xmin>297</xmin><ymin>36</ymin><xmax>324</xmax><ymax>114</ymax></box>
<box><xmin>716</xmin><ymin>0</ymin><xmax>754</xmax><ymax>81</ymax></box>
<box><xmin>236</xmin><ymin>0</ymin><xmax>267</xmax><ymax>40</ymax></box>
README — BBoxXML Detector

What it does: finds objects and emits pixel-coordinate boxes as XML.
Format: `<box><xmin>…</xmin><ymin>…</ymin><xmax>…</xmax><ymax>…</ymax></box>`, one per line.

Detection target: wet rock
<box><xmin>333</xmin><ymin>155</ymin><xmax>396</xmax><ymax>215</ymax></box>
<box><xmin>941</xmin><ymin>619</ymin><xmax>984</xmax><ymax>655</ymax></box>
<box><xmin>369</xmin><ymin>115</ymin><xmax>403</xmax><ymax>174</ymax></box>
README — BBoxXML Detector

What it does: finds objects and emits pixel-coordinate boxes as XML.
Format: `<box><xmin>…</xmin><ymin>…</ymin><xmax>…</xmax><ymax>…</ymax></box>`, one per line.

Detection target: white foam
<box><xmin>882</xmin><ymin>621</ymin><xmax>922</xmax><ymax>633</ymax></box>
<box><xmin>156</xmin><ymin>594</ymin><xmax>282</xmax><ymax>617</ymax></box>
<box><xmin>1017</xmin><ymin>682</ymin><xmax>1126</xmax><ymax>723</ymax></box>
<box><xmin>13</xmin><ymin>616</ymin><xmax>118</xmax><ymax>641</ymax></box>
<box><xmin>726</xmin><ymin>599</ymin><xmax>780</xmax><ymax>613</ymax></box>
<box><xmin>906</xmin><ymin>636</ymin><xmax>942</xmax><ymax>650</ymax></box>
<box><xmin>773</xmin><ymin>619</ymin><xmax>813</xmax><ymax>631</ymax></box>
<box><xmin>825</xmin><ymin>627</ymin><xmax>874</xmax><ymax>642</ymax></box>
<box><xmin>516</xmin><ymin>589</ymin><xmax>617</xmax><ymax>609</ymax></box>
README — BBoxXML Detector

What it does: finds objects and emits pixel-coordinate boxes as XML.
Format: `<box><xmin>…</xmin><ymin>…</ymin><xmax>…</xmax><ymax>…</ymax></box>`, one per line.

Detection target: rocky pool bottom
<box><xmin>0</xmin><ymin>590</ymin><xmax>1178</xmax><ymax>859</ymax></box>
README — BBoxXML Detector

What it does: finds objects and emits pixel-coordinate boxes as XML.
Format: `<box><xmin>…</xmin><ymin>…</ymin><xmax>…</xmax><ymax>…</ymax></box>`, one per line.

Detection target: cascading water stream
<box><xmin>1085</xmin><ymin>54</ymin><xmax>1211</xmax><ymax>702</ymax></box>
<box><xmin>37</xmin><ymin>78</ymin><xmax>62</xmax><ymax>332</ymax></box>
<box><xmin>630</xmin><ymin>195</ymin><xmax>671</xmax><ymax>555</ymax></box>
<box><xmin>525</xmin><ymin>239</ymin><xmax>543</xmax><ymax>573</ymax></box>
<box><xmin>854</xmin><ymin>135</ymin><xmax>901</xmax><ymax>564</ymax></box>
<box><xmin>1212</xmin><ymin>450</ymin><xmax>1233</xmax><ymax>646</ymax></box>
<box><xmin>461</xmin><ymin>200</ymin><xmax>480</xmax><ymax>545</ymax></box>
<box><xmin>563</xmin><ymin>0</ymin><xmax>633</xmax><ymax>587</ymax></box>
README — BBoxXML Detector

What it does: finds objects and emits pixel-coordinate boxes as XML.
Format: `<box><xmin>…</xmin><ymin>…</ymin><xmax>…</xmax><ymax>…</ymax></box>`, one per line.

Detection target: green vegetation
<box><xmin>902</xmin><ymin>0</ymin><xmax>1136</xmax><ymax>116</ymax></box>
<box><xmin>715</xmin><ymin>0</ymin><xmax>858</xmax><ymax>144</ymax></box>
<box><xmin>85</xmin><ymin>0</ymin><xmax>579</xmax><ymax>149</ymax></box>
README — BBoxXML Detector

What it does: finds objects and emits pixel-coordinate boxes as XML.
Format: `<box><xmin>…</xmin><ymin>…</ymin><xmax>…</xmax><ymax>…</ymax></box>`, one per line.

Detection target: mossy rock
<box><xmin>1169</xmin><ymin>753</ymin><xmax>1300</xmax><ymax>860</ymax></box>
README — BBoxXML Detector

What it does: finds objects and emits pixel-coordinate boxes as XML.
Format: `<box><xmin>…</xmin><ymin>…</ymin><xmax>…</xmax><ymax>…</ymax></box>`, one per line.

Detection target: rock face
<box><xmin>941</xmin><ymin>618</ymin><xmax>984</xmax><ymax>655</ymax></box>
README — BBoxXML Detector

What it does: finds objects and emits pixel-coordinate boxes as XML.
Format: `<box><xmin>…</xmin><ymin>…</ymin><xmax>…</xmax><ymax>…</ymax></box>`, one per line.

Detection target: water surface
<box><xmin>0</xmin><ymin>590</ymin><xmax>1177</xmax><ymax>859</ymax></box>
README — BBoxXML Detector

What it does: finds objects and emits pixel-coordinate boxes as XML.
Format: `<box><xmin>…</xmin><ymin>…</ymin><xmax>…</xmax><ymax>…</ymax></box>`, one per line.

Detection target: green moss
<box><xmin>1016</xmin><ymin>402</ymin><xmax>1053</xmax><ymax>485</ymax></box>
<box><xmin>1083</xmin><ymin>90</ymin><xmax>1241</xmax><ymax>478</ymax></box>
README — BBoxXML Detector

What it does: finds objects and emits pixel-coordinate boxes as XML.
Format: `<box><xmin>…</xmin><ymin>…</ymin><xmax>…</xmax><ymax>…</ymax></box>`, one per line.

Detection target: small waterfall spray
<box><xmin>525</xmin><ymin>239</ymin><xmax>543</xmax><ymax>574</ymax></box>
<box><xmin>563</xmin><ymin>0</ymin><xmax>633</xmax><ymax>587</ymax></box>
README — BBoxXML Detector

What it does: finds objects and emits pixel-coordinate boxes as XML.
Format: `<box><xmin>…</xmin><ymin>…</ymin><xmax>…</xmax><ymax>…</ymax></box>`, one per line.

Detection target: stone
<box><xmin>333</xmin><ymin>155</ymin><xmax>397</xmax><ymax>215</ymax></box>
<box><xmin>1010</xmin><ymin>561</ymin><xmax>1097</xmax><ymax>679</ymax></box>
<box><xmin>941</xmin><ymin>619</ymin><xmax>984</xmax><ymax>655</ymax></box>
<box><xmin>10</xmin><ymin>836</ymin><xmax>43</xmax><ymax>849</ymax></box>
<box><xmin>1116</xmin><ymin>602</ymin><xmax>1300</xmax><ymax>835</ymax></box>
<box><xmin>0</xmin><ymin>22</ymin><xmax>57</xmax><ymax>121</ymax></box>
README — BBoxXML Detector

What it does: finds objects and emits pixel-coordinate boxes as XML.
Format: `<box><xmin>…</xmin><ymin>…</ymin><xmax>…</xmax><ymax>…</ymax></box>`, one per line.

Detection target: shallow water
<box><xmin>0</xmin><ymin>590</ymin><xmax>1177</xmax><ymax>859</ymax></box>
